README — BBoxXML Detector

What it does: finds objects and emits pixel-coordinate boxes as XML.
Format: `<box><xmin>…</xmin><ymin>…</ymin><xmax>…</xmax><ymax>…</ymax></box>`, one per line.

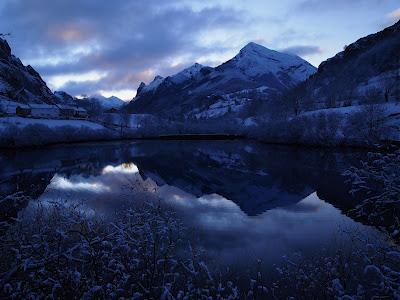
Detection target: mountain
<box><xmin>295</xmin><ymin>20</ymin><xmax>400</xmax><ymax>111</ymax></box>
<box><xmin>0</xmin><ymin>38</ymin><xmax>57</xmax><ymax>104</ymax></box>
<box><xmin>90</xmin><ymin>95</ymin><xmax>125</xmax><ymax>109</ymax></box>
<box><xmin>53</xmin><ymin>91</ymin><xmax>125</xmax><ymax>110</ymax></box>
<box><xmin>127</xmin><ymin>43</ymin><xmax>316</xmax><ymax>118</ymax></box>
<box><xmin>54</xmin><ymin>91</ymin><xmax>76</xmax><ymax>105</ymax></box>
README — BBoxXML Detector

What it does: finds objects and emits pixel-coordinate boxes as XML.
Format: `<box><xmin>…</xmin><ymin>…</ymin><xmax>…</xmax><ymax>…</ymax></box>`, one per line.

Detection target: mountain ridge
<box><xmin>127</xmin><ymin>42</ymin><xmax>316</xmax><ymax>117</ymax></box>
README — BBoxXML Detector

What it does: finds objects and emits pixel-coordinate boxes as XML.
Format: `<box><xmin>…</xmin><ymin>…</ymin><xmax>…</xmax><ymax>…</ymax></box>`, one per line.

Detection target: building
<box><xmin>74</xmin><ymin>107</ymin><xmax>88</xmax><ymax>119</ymax></box>
<box><xmin>16</xmin><ymin>105</ymin><xmax>31</xmax><ymax>116</ymax></box>
<box><xmin>0</xmin><ymin>99</ymin><xmax>31</xmax><ymax>116</ymax></box>
<box><xmin>105</xmin><ymin>107</ymin><xmax>118</xmax><ymax>113</ymax></box>
<box><xmin>57</xmin><ymin>104</ymin><xmax>76</xmax><ymax>118</ymax></box>
<box><xmin>29</xmin><ymin>104</ymin><xmax>59</xmax><ymax>118</ymax></box>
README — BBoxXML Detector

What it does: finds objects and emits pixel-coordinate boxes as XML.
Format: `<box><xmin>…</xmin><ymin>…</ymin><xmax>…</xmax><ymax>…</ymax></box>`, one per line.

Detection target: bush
<box><xmin>0</xmin><ymin>199</ymin><xmax>245</xmax><ymax>299</ymax></box>
<box><xmin>343</xmin><ymin>150</ymin><xmax>400</xmax><ymax>239</ymax></box>
<box><xmin>1</xmin><ymin>196</ymin><xmax>399</xmax><ymax>299</ymax></box>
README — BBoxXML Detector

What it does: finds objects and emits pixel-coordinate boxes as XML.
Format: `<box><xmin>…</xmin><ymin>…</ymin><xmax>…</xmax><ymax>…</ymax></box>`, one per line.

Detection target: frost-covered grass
<box><xmin>270</xmin><ymin>235</ymin><xmax>400</xmax><ymax>299</ymax></box>
<box><xmin>0</xmin><ymin>199</ymin><xmax>243</xmax><ymax>299</ymax></box>
<box><xmin>1</xmin><ymin>195</ymin><xmax>399</xmax><ymax>299</ymax></box>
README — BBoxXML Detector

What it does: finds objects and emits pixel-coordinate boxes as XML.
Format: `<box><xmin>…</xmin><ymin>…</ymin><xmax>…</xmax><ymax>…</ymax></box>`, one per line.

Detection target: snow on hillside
<box><xmin>293</xmin><ymin>102</ymin><xmax>400</xmax><ymax>143</ymax></box>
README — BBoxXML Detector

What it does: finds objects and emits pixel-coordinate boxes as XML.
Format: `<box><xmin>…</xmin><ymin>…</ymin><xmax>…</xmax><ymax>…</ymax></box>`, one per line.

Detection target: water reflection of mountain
<box><xmin>0</xmin><ymin>140</ymin><xmax>367</xmax><ymax>222</ymax></box>
<box><xmin>130</xmin><ymin>141</ymin><xmax>365</xmax><ymax>216</ymax></box>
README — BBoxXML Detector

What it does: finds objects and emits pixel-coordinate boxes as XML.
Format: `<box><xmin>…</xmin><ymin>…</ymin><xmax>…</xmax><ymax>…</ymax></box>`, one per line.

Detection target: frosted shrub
<box><xmin>0</xmin><ymin>200</ymin><xmax>242</xmax><ymax>299</ymax></box>
<box><xmin>271</xmin><ymin>232</ymin><xmax>400</xmax><ymax>299</ymax></box>
<box><xmin>344</xmin><ymin>150</ymin><xmax>400</xmax><ymax>240</ymax></box>
<box><xmin>1</xmin><ymin>196</ymin><xmax>399</xmax><ymax>299</ymax></box>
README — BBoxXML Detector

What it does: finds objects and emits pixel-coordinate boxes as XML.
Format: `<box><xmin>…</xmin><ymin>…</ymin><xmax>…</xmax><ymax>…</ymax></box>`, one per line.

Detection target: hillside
<box><xmin>294</xmin><ymin>20</ymin><xmax>400</xmax><ymax>111</ymax></box>
<box><xmin>0</xmin><ymin>38</ymin><xmax>57</xmax><ymax>104</ymax></box>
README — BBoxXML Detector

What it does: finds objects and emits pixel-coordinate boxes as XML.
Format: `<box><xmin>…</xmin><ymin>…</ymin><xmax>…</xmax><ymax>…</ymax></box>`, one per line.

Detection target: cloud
<box><xmin>0</xmin><ymin>0</ymin><xmax>246</xmax><ymax>99</ymax></box>
<box><xmin>280</xmin><ymin>45</ymin><xmax>322</xmax><ymax>57</ymax></box>
<box><xmin>387</xmin><ymin>8</ymin><xmax>400</xmax><ymax>21</ymax></box>
<box><xmin>295</xmin><ymin>0</ymin><xmax>382</xmax><ymax>12</ymax></box>
<box><xmin>1</xmin><ymin>0</ymin><xmax>396</xmax><ymax>99</ymax></box>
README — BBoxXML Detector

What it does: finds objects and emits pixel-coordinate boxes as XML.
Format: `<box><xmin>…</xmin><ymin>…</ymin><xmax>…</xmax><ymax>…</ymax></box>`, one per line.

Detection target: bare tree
<box><xmin>382</xmin><ymin>76</ymin><xmax>398</xmax><ymax>103</ymax></box>
<box><xmin>364</xmin><ymin>87</ymin><xmax>382</xmax><ymax>104</ymax></box>
<box><xmin>293</xmin><ymin>98</ymin><xmax>300</xmax><ymax>116</ymax></box>
<box><xmin>103</xmin><ymin>113</ymin><xmax>114</xmax><ymax>126</ymax></box>
<box><xmin>362</xmin><ymin>103</ymin><xmax>385</xmax><ymax>141</ymax></box>
<box><xmin>119</xmin><ymin>111</ymin><xmax>131</xmax><ymax>136</ymax></box>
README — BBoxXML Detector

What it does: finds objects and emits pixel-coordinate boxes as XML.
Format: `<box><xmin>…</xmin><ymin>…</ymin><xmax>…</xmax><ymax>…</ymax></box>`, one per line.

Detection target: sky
<box><xmin>0</xmin><ymin>0</ymin><xmax>399</xmax><ymax>101</ymax></box>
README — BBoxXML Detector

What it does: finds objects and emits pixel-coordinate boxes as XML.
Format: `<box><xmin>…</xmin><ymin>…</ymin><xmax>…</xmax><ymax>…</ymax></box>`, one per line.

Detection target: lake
<box><xmin>0</xmin><ymin>140</ymin><xmax>382</xmax><ymax>276</ymax></box>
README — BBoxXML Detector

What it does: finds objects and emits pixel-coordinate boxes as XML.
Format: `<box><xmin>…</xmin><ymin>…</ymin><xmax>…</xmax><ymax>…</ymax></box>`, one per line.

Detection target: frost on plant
<box><xmin>0</xmin><ymin>200</ymin><xmax>243</xmax><ymax>299</ymax></box>
<box><xmin>343</xmin><ymin>150</ymin><xmax>400</xmax><ymax>239</ymax></box>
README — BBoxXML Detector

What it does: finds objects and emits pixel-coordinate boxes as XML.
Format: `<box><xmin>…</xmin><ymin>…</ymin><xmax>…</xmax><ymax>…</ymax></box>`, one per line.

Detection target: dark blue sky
<box><xmin>0</xmin><ymin>0</ymin><xmax>398</xmax><ymax>100</ymax></box>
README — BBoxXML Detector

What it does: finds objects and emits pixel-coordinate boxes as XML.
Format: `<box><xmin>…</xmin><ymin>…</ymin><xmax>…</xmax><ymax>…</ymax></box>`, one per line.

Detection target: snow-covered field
<box><xmin>0</xmin><ymin>116</ymin><xmax>116</xmax><ymax>147</ymax></box>
<box><xmin>0</xmin><ymin>116</ymin><xmax>106</xmax><ymax>130</ymax></box>
<box><xmin>299</xmin><ymin>102</ymin><xmax>400</xmax><ymax>142</ymax></box>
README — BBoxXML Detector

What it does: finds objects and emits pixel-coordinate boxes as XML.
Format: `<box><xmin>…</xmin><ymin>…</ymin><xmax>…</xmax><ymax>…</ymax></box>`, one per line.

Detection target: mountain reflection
<box><xmin>1</xmin><ymin>140</ymin><xmax>367</xmax><ymax>222</ymax></box>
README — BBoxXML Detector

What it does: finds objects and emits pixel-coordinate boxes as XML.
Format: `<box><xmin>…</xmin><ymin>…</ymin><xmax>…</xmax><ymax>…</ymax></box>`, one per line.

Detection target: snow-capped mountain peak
<box><xmin>169</xmin><ymin>63</ymin><xmax>204</xmax><ymax>84</ymax></box>
<box><xmin>136</xmin><ymin>63</ymin><xmax>205</xmax><ymax>96</ymax></box>
<box><xmin>139</xmin><ymin>75</ymin><xmax>164</xmax><ymax>94</ymax></box>
<box><xmin>224</xmin><ymin>42</ymin><xmax>316</xmax><ymax>80</ymax></box>
<box><xmin>91</xmin><ymin>94</ymin><xmax>125</xmax><ymax>109</ymax></box>
<box><xmin>128</xmin><ymin>42</ymin><xmax>317</xmax><ymax>115</ymax></box>
<box><xmin>239</xmin><ymin>42</ymin><xmax>276</xmax><ymax>55</ymax></box>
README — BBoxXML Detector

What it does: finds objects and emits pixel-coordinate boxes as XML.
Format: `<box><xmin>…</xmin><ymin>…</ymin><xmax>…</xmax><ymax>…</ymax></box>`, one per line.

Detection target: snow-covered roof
<box><xmin>29</xmin><ymin>103</ymin><xmax>59</xmax><ymax>109</ymax></box>
<box><xmin>1</xmin><ymin>100</ymin><xmax>30</xmax><ymax>109</ymax></box>
<box><xmin>57</xmin><ymin>104</ymin><xmax>76</xmax><ymax>109</ymax></box>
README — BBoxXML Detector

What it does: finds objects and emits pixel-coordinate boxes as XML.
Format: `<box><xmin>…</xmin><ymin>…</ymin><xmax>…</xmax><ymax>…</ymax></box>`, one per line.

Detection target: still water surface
<box><xmin>0</xmin><ymin>140</ymin><xmax>381</xmax><ymax>272</ymax></box>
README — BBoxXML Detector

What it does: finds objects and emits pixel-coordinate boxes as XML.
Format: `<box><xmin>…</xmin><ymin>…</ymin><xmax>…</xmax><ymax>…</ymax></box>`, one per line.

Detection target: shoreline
<box><xmin>0</xmin><ymin>133</ymin><xmax>398</xmax><ymax>152</ymax></box>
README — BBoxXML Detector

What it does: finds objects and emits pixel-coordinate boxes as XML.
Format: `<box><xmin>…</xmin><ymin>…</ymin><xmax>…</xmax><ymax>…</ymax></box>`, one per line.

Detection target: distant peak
<box><xmin>183</xmin><ymin>63</ymin><xmax>203</xmax><ymax>71</ymax></box>
<box><xmin>153</xmin><ymin>75</ymin><xmax>163</xmax><ymax>81</ymax></box>
<box><xmin>172</xmin><ymin>63</ymin><xmax>204</xmax><ymax>79</ymax></box>
<box><xmin>240</xmin><ymin>42</ymin><xmax>271</xmax><ymax>52</ymax></box>
<box><xmin>236</xmin><ymin>42</ymin><xmax>284</xmax><ymax>61</ymax></box>
<box><xmin>0</xmin><ymin>38</ymin><xmax>11</xmax><ymax>59</ymax></box>
<box><xmin>108</xmin><ymin>95</ymin><xmax>122</xmax><ymax>100</ymax></box>
<box><xmin>242</xmin><ymin>41</ymin><xmax>260</xmax><ymax>48</ymax></box>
